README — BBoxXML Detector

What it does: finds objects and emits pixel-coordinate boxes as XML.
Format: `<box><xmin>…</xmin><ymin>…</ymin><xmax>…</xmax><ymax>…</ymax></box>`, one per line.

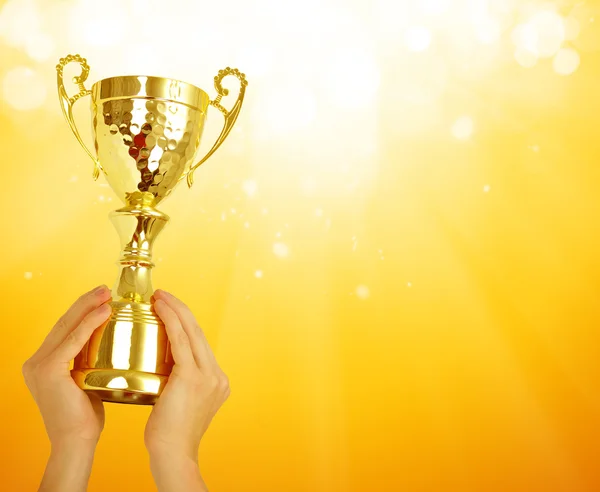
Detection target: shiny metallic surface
<box><xmin>56</xmin><ymin>54</ymin><xmax>247</xmax><ymax>404</ymax></box>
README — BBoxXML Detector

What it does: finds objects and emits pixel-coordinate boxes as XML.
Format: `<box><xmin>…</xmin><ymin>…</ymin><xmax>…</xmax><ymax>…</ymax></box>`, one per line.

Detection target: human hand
<box><xmin>145</xmin><ymin>289</ymin><xmax>230</xmax><ymax>492</ymax></box>
<box><xmin>22</xmin><ymin>285</ymin><xmax>113</xmax><ymax>491</ymax></box>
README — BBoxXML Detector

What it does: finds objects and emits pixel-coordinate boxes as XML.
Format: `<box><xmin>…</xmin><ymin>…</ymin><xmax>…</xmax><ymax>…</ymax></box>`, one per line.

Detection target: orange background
<box><xmin>1</xmin><ymin>0</ymin><xmax>600</xmax><ymax>490</ymax></box>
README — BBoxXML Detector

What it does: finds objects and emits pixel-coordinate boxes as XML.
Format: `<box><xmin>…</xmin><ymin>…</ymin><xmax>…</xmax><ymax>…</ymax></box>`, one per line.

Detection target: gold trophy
<box><xmin>56</xmin><ymin>54</ymin><xmax>247</xmax><ymax>405</ymax></box>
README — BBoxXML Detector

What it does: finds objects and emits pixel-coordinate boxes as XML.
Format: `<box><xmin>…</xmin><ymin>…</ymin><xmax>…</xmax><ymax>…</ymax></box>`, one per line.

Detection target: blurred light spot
<box><xmin>356</xmin><ymin>285</ymin><xmax>370</xmax><ymax>299</ymax></box>
<box><xmin>514</xmin><ymin>11</ymin><xmax>565</xmax><ymax>58</ymax></box>
<box><xmin>407</xmin><ymin>282</ymin><xmax>412</xmax><ymax>287</ymax></box>
<box><xmin>474</xmin><ymin>18</ymin><xmax>501</xmax><ymax>44</ymax></box>
<box><xmin>300</xmin><ymin>177</ymin><xmax>317</xmax><ymax>195</ymax></box>
<box><xmin>99</xmin><ymin>195</ymin><xmax>105</xmax><ymax>201</ymax></box>
<box><xmin>0</xmin><ymin>0</ymin><xmax>40</xmax><ymax>47</ymax></box>
<box><xmin>25</xmin><ymin>32</ymin><xmax>55</xmax><ymax>61</ymax></box>
<box><xmin>262</xmin><ymin>208</ymin><xmax>268</xmax><ymax>215</ymax></box>
<box><xmin>553</xmin><ymin>48</ymin><xmax>580</xmax><ymax>75</ymax></box>
<box><xmin>275</xmin><ymin>232</ymin><xmax>281</xmax><ymax>238</ymax></box>
<box><xmin>3</xmin><ymin>66</ymin><xmax>46</xmax><ymax>111</ymax></box>
<box><xmin>404</xmin><ymin>26</ymin><xmax>432</xmax><ymax>52</ymax></box>
<box><xmin>273</xmin><ymin>242</ymin><xmax>289</xmax><ymax>258</ymax></box>
<box><xmin>563</xmin><ymin>16</ymin><xmax>581</xmax><ymax>41</ymax></box>
<box><xmin>236</xmin><ymin>43</ymin><xmax>274</xmax><ymax>78</ymax></box>
<box><xmin>514</xmin><ymin>46</ymin><xmax>538</xmax><ymax>68</ymax></box>
<box><xmin>483</xmin><ymin>184</ymin><xmax>491</xmax><ymax>193</ymax></box>
<box><xmin>255</xmin><ymin>270</ymin><xmax>263</xmax><ymax>278</ymax></box>
<box><xmin>419</xmin><ymin>0</ymin><xmax>451</xmax><ymax>15</ymax></box>
<box><xmin>256</xmin><ymin>85</ymin><xmax>316</xmax><ymax>136</ymax></box>
<box><xmin>323</xmin><ymin>49</ymin><xmax>380</xmax><ymax>109</ymax></box>
<box><xmin>69</xmin><ymin>0</ymin><xmax>127</xmax><ymax>48</ymax></box>
<box><xmin>244</xmin><ymin>221</ymin><xmax>250</xmax><ymax>228</ymax></box>
<box><xmin>24</xmin><ymin>272</ymin><xmax>33</xmax><ymax>280</ymax></box>
<box><xmin>570</xmin><ymin>4</ymin><xmax>600</xmax><ymax>52</ymax></box>
<box><xmin>451</xmin><ymin>116</ymin><xmax>474</xmax><ymax>140</ymax></box>
<box><xmin>242</xmin><ymin>179</ymin><xmax>257</xmax><ymax>197</ymax></box>
<box><xmin>315</xmin><ymin>208</ymin><xmax>323</xmax><ymax>217</ymax></box>
<box><xmin>69</xmin><ymin>175</ymin><xmax>79</xmax><ymax>183</ymax></box>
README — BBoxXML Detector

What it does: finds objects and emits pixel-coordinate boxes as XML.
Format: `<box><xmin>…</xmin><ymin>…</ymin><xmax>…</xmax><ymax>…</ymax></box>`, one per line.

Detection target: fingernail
<box><xmin>93</xmin><ymin>284</ymin><xmax>108</xmax><ymax>295</ymax></box>
<box><xmin>155</xmin><ymin>289</ymin><xmax>170</xmax><ymax>298</ymax></box>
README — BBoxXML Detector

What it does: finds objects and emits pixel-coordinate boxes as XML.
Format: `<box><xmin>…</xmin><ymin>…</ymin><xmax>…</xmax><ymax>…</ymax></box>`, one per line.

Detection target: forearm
<box><xmin>149</xmin><ymin>450</ymin><xmax>207</xmax><ymax>492</ymax></box>
<box><xmin>39</xmin><ymin>441</ymin><xmax>96</xmax><ymax>492</ymax></box>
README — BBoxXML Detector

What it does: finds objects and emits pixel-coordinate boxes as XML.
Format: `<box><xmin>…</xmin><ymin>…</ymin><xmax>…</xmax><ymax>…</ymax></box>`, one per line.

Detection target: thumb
<box><xmin>50</xmin><ymin>303</ymin><xmax>112</xmax><ymax>364</ymax></box>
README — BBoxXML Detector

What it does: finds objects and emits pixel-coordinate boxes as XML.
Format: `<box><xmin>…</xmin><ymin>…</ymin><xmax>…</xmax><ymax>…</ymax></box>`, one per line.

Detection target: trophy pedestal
<box><xmin>72</xmin><ymin>205</ymin><xmax>173</xmax><ymax>405</ymax></box>
<box><xmin>71</xmin><ymin>369</ymin><xmax>168</xmax><ymax>405</ymax></box>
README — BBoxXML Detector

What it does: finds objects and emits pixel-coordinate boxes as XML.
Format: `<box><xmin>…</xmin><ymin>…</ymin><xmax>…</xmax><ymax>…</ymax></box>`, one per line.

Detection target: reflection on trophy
<box><xmin>56</xmin><ymin>54</ymin><xmax>247</xmax><ymax>405</ymax></box>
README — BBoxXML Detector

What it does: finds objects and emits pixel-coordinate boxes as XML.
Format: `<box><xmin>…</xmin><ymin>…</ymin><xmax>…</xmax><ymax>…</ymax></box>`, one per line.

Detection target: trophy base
<box><xmin>71</xmin><ymin>368</ymin><xmax>168</xmax><ymax>405</ymax></box>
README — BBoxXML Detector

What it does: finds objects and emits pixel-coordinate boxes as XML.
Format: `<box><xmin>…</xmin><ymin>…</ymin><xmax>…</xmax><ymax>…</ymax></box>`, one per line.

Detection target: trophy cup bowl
<box><xmin>56</xmin><ymin>54</ymin><xmax>247</xmax><ymax>404</ymax></box>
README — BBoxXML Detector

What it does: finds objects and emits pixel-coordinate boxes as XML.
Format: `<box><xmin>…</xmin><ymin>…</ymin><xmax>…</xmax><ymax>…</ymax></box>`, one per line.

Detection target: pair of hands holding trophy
<box><xmin>22</xmin><ymin>54</ymin><xmax>248</xmax><ymax>490</ymax></box>
<box><xmin>23</xmin><ymin>286</ymin><xmax>229</xmax><ymax>491</ymax></box>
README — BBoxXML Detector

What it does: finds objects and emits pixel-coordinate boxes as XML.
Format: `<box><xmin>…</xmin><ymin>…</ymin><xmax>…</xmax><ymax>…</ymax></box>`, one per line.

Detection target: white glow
<box><xmin>563</xmin><ymin>16</ymin><xmax>580</xmax><ymax>41</ymax></box>
<box><xmin>69</xmin><ymin>0</ymin><xmax>127</xmax><ymax>48</ymax></box>
<box><xmin>323</xmin><ymin>48</ymin><xmax>380</xmax><ymax>109</ymax></box>
<box><xmin>255</xmin><ymin>270</ymin><xmax>263</xmax><ymax>278</ymax></box>
<box><xmin>483</xmin><ymin>184</ymin><xmax>491</xmax><ymax>193</ymax></box>
<box><xmin>3</xmin><ymin>67</ymin><xmax>47</xmax><ymax>111</ymax></box>
<box><xmin>419</xmin><ymin>0</ymin><xmax>451</xmax><ymax>15</ymax></box>
<box><xmin>300</xmin><ymin>177</ymin><xmax>317</xmax><ymax>195</ymax></box>
<box><xmin>474</xmin><ymin>18</ymin><xmax>502</xmax><ymax>44</ymax></box>
<box><xmin>553</xmin><ymin>48</ymin><xmax>580</xmax><ymax>76</ymax></box>
<box><xmin>242</xmin><ymin>179</ymin><xmax>258</xmax><ymax>197</ymax></box>
<box><xmin>514</xmin><ymin>47</ymin><xmax>538</xmax><ymax>68</ymax></box>
<box><xmin>236</xmin><ymin>42</ymin><xmax>274</xmax><ymax>78</ymax></box>
<box><xmin>356</xmin><ymin>285</ymin><xmax>370</xmax><ymax>299</ymax></box>
<box><xmin>273</xmin><ymin>242</ymin><xmax>289</xmax><ymax>258</ymax></box>
<box><xmin>451</xmin><ymin>116</ymin><xmax>474</xmax><ymax>140</ymax></box>
<box><xmin>255</xmin><ymin>85</ymin><xmax>316</xmax><ymax>136</ymax></box>
<box><xmin>25</xmin><ymin>31</ymin><xmax>55</xmax><ymax>61</ymax></box>
<box><xmin>24</xmin><ymin>272</ymin><xmax>33</xmax><ymax>280</ymax></box>
<box><xmin>0</xmin><ymin>0</ymin><xmax>41</xmax><ymax>47</ymax></box>
<box><xmin>404</xmin><ymin>26</ymin><xmax>432</xmax><ymax>52</ymax></box>
<box><xmin>514</xmin><ymin>11</ymin><xmax>566</xmax><ymax>58</ymax></box>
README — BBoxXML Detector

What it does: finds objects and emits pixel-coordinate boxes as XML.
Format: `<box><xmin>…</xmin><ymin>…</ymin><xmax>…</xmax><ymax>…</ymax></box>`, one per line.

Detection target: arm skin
<box><xmin>145</xmin><ymin>289</ymin><xmax>231</xmax><ymax>492</ymax></box>
<box><xmin>23</xmin><ymin>286</ymin><xmax>229</xmax><ymax>491</ymax></box>
<box><xmin>22</xmin><ymin>285</ymin><xmax>113</xmax><ymax>492</ymax></box>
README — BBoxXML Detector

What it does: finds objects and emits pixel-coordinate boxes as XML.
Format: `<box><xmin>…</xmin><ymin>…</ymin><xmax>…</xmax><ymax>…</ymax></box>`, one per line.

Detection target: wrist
<box><xmin>51</xmin><ymin>437</ymin><xmax>98</xmax><ymax>458</ymax></box>
<box><xmin>41</xmin><ymin>440</ymin><xmax>96</xmax><ymax>492</ymax></box>
<box><xmin>148</xmin><ymin>449</ymin><xmax>206</xmax><ymax>492</ymax></box>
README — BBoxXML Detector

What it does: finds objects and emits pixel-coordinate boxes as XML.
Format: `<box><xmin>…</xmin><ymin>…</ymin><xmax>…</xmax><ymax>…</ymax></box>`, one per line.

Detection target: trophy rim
<box><xmin>91</xmin><ymin>74</ymin><xmax>210</xmax><ymax>111</ymax></box>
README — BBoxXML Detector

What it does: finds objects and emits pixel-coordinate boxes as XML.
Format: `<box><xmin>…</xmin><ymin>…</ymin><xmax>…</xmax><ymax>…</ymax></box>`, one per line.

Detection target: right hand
<box><xmin>145</xmin><ymin>289</ymin><xmax>230</xmax><ymax>491</ymax></box>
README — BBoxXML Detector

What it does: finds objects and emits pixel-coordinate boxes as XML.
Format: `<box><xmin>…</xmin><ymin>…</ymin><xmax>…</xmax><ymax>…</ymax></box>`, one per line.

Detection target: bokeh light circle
<box><xmin>2</xmin><ymin>66</ymin><xmax>47</xmax><ymax>111</ymax></box>
<box><xmin>553</xmin><ymin>47</ymin><xmax>580</xmax><ymax>76</ymax></box>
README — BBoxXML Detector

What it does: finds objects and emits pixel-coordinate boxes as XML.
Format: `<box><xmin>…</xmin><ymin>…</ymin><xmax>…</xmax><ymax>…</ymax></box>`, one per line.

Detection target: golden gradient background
<box><xmin>1</xmin><ymin>0</ymin><xmax>600</xmax><ymax>490</ymax></box>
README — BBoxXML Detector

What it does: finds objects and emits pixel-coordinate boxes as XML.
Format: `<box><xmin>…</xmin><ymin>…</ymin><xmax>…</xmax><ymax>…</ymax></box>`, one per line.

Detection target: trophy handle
<box><xmin>56</xmin><ymin>54</ymin><xmax>102</xmax><ymax>180</ymax></box>
<box><xmin>185</xmin><ymin>67</ymin><xmax>248</xmax><ymax>188</ymax></box>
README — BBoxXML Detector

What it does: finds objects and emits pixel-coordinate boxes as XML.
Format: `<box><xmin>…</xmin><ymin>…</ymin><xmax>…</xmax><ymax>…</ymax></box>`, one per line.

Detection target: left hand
<box><xmin>23</xmin><ymin>285</ymin><xmax>113</xmax><ymax>491</ymax></box>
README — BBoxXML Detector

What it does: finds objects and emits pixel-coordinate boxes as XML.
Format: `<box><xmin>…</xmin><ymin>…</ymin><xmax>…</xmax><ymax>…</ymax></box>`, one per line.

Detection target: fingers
<box><xmin>33</xmin><ymin>285</ymin><xmax>112</xmax><ymax>362</ymax></box>
<box><xmin>51</xmin><ymin>303</ymin><xmax>112</xmax><ymax>363</ymax></box>
<box><xmin>154</xmin><ymin>299</ymin><xmax>196</xmax><ymax>368</ymax></box>
<box><xmin>153</xmin><ymin>290</ymin><xmax>216</xmax><ymax>369</ymax></box>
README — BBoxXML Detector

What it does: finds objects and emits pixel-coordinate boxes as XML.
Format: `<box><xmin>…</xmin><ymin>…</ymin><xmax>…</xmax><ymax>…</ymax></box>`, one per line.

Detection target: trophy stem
<box><xmin>71</xmin><ymin>204</ymin><xmax>173</xmax><ymax>405</ymax></box>
<box><xmin>110</xmin><ymin>205</ymin><xmax>169</xmax><ymax>303</ymax></box>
